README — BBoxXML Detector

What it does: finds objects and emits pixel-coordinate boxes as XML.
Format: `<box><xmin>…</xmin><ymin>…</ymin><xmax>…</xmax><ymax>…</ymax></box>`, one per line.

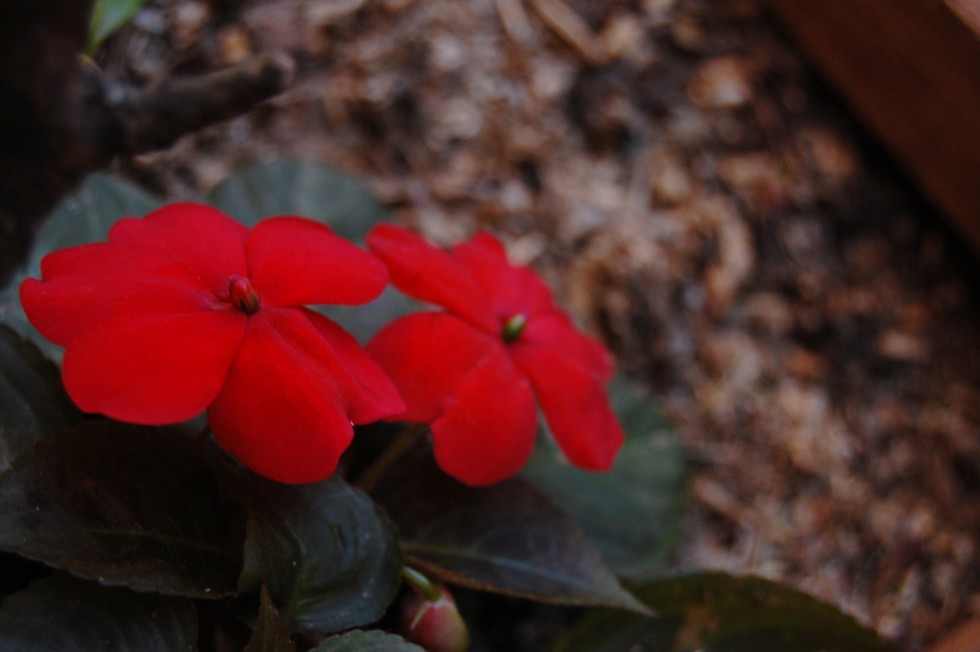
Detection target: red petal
<box><xmin>258</xmin><ymin>307</ymin><xmax>403</xmax><ymax>423</ymax></box>
<box><xmin>62</xmin><ymin>310</ymin><xmax>245</xmax><ymax>423</ymax></box>
<box><xmin>366</xmin><ymin>224</ymin><xmax>496</xmax><ymax>331</ymax></box>
<box><xmin>367</xmin><ymin>312</ymin><xmax>496</xmax><ymax>423</ymax></box>
<box><xmin>21</xmin><ymin>243</ymin><xmax>218</xmax><ymax>346</ymax></box>
<box><xmin>430</xmin><ymin>346</ymin><xmax>538</xmax><ymax>486</ymax></box>
<box><xmin>247</xmin><ymin>217</ymin><xmax>388</xmax><ymax>307</ymax></box>
<box><xmin>109</xmin><ymin>203</ymin><xmax>248</xmax><ymax>295</ymax></box>
<box><xmin>452</xmin><ymin>232</ymin><xmax>554</xmax><ymax>319</ymax></box>
<box><xmin>512</xmin><ymin>340</ymin><xmax>623</xmax><ymax>471</ymax></box>
<box><xmin>519</xmin><ymin>311</ymin><xmax>614</xmax><ymax>380</ymax></box>
<box><xmin>207</xmin><ymin>311</ymin><xmax>356</xmax><ymax>484</ymax></box>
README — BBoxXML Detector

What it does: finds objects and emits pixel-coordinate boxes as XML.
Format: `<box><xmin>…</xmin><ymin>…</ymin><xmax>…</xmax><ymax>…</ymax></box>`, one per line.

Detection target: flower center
<box><xmin>501</xmin><ymin>313</ymin><xmax>527</xmax><ymax>344</ymax></box>
<box><xmin>227</xmin><ymin>275</ymin><xmax>261</xmax><ymax>315</ymax></box>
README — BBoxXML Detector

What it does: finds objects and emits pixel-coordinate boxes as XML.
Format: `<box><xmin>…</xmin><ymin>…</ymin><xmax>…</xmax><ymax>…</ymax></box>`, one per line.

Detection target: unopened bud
<box><xmin>401</xmin><ymin>585</ymin><xmax>469</xmax><ymax>652</ymax></box>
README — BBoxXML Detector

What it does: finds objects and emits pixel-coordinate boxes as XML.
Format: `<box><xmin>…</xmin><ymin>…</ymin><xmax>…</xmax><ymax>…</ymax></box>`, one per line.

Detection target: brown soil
<box><xmin>101</xmin><ymin>0</ymin><xmax>980</xmax><ymax>648</ymax></box>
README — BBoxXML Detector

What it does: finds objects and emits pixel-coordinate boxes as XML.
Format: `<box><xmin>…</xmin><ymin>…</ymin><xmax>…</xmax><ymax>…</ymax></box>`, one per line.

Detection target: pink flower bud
<box><xmin>401</xmin><ymin>585</ymin><xmax>470</xmax><ymax>652</ymax></box>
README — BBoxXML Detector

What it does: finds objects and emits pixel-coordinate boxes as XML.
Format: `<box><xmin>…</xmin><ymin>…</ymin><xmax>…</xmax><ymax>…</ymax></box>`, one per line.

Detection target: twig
<box><xmin>0</xmin><ymin>0</ymin><xmax>295</xmax><ymax>286</ymax></box>
<box><xmin>494</xmin><ymin>0</ymin><xmax>535</xmax><ymax>45</ymax></box>
<box><xmin>113</xmin><ymin>52</ymin><xmax>296</xmax><ymax>155</ymax></box>
<box><xmin>527</xmin><ymin>0</ymin><xmax>608</xmax><ymax>65</ymax></box>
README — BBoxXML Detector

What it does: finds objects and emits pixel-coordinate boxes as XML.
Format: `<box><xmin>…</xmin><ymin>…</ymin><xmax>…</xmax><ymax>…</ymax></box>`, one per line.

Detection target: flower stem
<box><xmin>355</xmin><ymin>422</ymin><xmax>426</xmax><ymax>492</ymax></box>
<box><xmin>401</xmin><ymin>566</ymin><xmax>442</xmax><ymax>602</ymax></box>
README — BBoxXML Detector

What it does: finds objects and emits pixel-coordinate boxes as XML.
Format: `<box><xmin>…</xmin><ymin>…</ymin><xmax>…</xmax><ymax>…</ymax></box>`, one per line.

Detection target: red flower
<box><xmin>20</xmin><ymin>203</ymin><xmax>404</xmax><ymax>484</ymax></box>
<box><xmin>366</xmin><ymin>224</ymin><xmax>623</xmax><ymax>486</ymax></box>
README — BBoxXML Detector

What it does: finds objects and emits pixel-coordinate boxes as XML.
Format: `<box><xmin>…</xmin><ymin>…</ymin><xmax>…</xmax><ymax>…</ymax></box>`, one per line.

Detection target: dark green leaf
<box><xmin>36</xmin><ymin>173</ymin><xmax>160</xmax><ymax>250</ymax></box>
<box><xmin>550</xmin><ymin>572</ymin><xmax>899</xmax><ymax>652</ymax></box>
<box><xmin>316</xmin><ymin>287</ymin><xmax>419</xmax><ymax>345</ymax></box>
<box><xmin>0</xmin><ymin>573</ymin><xmax>197</xmax><ymax>651</ymax></box>
<box><xmin>86</xmin><ymin>0</ymin><xmax>148</xmax><ymax>55</ymax></box>
<box><xmin>523</xmin><ymin>375</ymin><xmax>687</xmax><ymax>582</ymax></box>
<box><xmin>207</xmin><ymin>160</ymin><xmax>390</xmax><ymax>241</ymax></box>
<box><xmin>244</xmin><ymin>586</ymin><xmax>297</xmax><ymax>652</ymax></box>
<box><xmin>0</xmin><ymin>172</ymin><xmax>161</xmax><ymax>358</ymax></box>
<box><xmin>374</xmin><ymin>453</ymin><xmax>648</xmax><ymax>613</ymax></box>
<box><xmin>0</xmin><ymin>324</ymin><xmax>81</xmax><ymax>473</ymax></box>
<box><xmin>240</xmin><ymin>477</ymin><xmax>402</xmax><ymax>634</ymax></box>
<box><xmin>314</xmin><ymin>630</ymin><xmax>424</xmax><ymax>652</ymax></box>
<box><xmin>0</xmin><ymin>422</ymin><xmax>244</xmax><ymax>598</ymax></box>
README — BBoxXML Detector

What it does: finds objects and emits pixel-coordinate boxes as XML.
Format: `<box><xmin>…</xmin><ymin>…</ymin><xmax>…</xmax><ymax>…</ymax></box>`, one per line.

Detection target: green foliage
<box><xmin>0</xmin><ymin>324</ymin><xmax>81</xmax><ymax>473</ymax></box>
<box><xmin>244</xmin><ymin>586</ymin><xmax>297</xmax><ymax>652</ymax></box>
<box><xmin>549</xmin><ymin>572</ymin><xmax>899</xmax><ymax>652</ymax></box>
<box><xmin>314</xmin><ymin>630</ymin><xmax>425</xmax><ymax>652</ymax></box>
<box><xmin>86</xmin><ymin>0</ymin><xmax>148</xmax><ymax>56</ymax></box>
<box><xmin>374</xmin><ymin>452</ymin><xmax>649</xmax><ymax>614</ymax></box>
<box><xmin>523</xmin><ymin>375</ymin><xmax>687</xmax><ymax>582</ymax></box>
<box><xmin>0</xmin><ymin>574</ymin><xmax>197</xmax><ymax>651</ymax></box>
<box><xmin>207</xmin><ymin>160</ymin><xmax>390</xmax><ymax>242</ymax></box>
<box><xmin>240</xmin><ymin>477</ymin><xmax>403</xmax><ymax>634</ymax></box>
<box><xmin>0</xmin><ymin>422</ymin><xmax>244</xmax><ymax>598</ymax></box>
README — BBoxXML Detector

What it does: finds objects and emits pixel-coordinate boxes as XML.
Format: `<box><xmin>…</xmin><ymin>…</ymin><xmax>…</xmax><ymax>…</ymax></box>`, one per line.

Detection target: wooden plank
<box><xmin>764</xmin><ymin>0</ymin><xmax>980</xmax><ymax>254</ymax></box>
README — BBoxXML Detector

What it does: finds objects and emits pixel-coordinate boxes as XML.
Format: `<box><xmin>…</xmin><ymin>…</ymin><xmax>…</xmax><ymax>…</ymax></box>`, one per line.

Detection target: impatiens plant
<box><xmin>0</xmin><ymin>164</ymin><xmax>896</xmax><ymax>651</ymax></box>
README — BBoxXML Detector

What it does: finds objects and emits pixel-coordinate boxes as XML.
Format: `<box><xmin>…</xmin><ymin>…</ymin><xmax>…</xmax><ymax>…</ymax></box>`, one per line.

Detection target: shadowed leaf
<box><xmin>0</xmin><ymin>573</ymin><xmax>197</xmax><ymax>651</ymax></box>
<box><xmin>523</xmin><ymin>375</ymin><xmax>687</xmax><ymax>582</ymax></box>
<box><xmin>549</xmin><ymin>572</ymin><xmax>899</xmax><ymax>652</ymax></box>
<box><xmin>314</xmin><ymin>630</ymin><xmax>424</xmax><ymax>652</ymax></box>
<box><xmin>0</xmin><ymin>324</ymin><xmax>81</xmax><ymax>473</ymax></box>
<box><xmin>0</xmin><ymin>422</ymin><xmax>244</xmax><ymax>598</ymax></box>
<box><xmin>374</xmin><ymin>453</ymin><xmax>648</xmax><ymax>613</ymax></box>
<box><xmin>244</xmin><ymin>586</ymin><xmax>296</xmax><ymax>652</ymax></box>
<box><xmin>240</xmin><ymin>477</ymin><xmax>402</xmax><ymax>635</ymax></box>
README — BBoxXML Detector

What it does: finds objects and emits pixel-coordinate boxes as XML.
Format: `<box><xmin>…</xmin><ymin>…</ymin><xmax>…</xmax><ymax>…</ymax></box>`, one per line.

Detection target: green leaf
<box><xmin>0</xmin><ymin>172</ymin><xmax>161</xmax><ymax>359</ymax></box>
<box><xmin>522</xmin><ymin>375</ymin><xmax>687</xmax><ymax>582</ymax></box>
<box><xmin>374</xmin><ymin>453</ymin><xmax>649</xmax><ymax>614</ymax></box>
<box><xmin>34</xmin><ymin>173</ymin><xmax>160</xmax><ymax>252</ymax></box>
<box><xmin>0</xmin><ymin>324</ymin><xmax>81</xmax><ymax>473</ymax></box>
<box><xmin>317</xmin><ymin>287</ymin><xmax>419</xmax><ymax>344</ymax></box>
<box><xmin>244</xmin><ymin>586</ymin><xmax>297</xmax><ymax>652</ymax></box>
<box><xmin>314</xmin><ymin>630</ymin><xmax>424</xmax><ymax>652</ymax></box>
<box><xmin>0</xmin><ymin>573</ymin><xmax>197</xmax><ymax>651</ymax></box>
<box><xmin>0</xmin><ymin>422</ymin><xmax>244</xmax><ymax>598</ymax></box>
<box><xmin>240</xmin><ymin>477</ymin><xmax>402</xmax><ymax>634</ymax></box>
<box><xmin>86</xmin><ymin>0</ymin><xmax>148</xmax><ymax>55</ymax></box>
<box><xmin>207</xmin><ymin>160</ymin><xmax>390</xmax><ymax>241</ymax></box>
<box><xmin>549</xmin><ymin>572</ymin><xmax>899</xmax><ymax>652</ymax></box>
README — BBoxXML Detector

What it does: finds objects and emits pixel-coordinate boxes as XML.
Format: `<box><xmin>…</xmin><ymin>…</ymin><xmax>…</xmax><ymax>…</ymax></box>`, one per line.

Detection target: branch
<box><xmin>0</xmin><ymin>1</ymin><xmax>295</xmax><ymax>287</ymax></box>
<box><xmin>112</xmin><ymin>52</ymin><xmax>296</xmax><ymax>155</ymax></box>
